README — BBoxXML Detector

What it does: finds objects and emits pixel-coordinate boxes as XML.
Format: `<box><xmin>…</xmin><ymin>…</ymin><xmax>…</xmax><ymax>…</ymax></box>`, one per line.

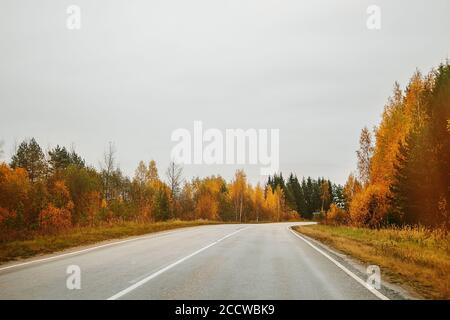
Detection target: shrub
<box><xmin>38</xmin><ymin>204</ymin><xmax>72</xmax><ymax>233</ymax></box>
<box><xmin>349</xmin><ymin>184</ymin><xmax>389</xmax><ymax>227</ymax></box>
<box><xmin>326</xmin><ymin>203</ymin><xmax>349</xmax><ymax>225</ymax></box>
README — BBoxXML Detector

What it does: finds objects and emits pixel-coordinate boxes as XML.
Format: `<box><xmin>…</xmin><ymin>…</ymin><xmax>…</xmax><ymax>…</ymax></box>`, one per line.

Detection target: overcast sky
<box><xmin>0</xmin><ymin>0</ymin><xmax>449</xmax><ymax>185</ymax></box>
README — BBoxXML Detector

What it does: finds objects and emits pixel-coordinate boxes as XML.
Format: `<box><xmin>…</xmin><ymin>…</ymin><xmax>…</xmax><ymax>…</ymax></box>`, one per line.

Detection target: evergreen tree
<box><xmin>48</xmin><ymin>145</ymin><xmax>85</xmax><ymax>172</ymax></box>
<box><xmin>390</xmin><ymin>63</ymin><xmax>450</xmax><ymax>228</ymax></box>
<box><xmin>10</xmin><ymin>138</ymin><xmax>47</xmax><ymax>182</ymax></box>
<box><xmin>305</xmin><ymin>177</ymin><xmax>314</xmax><ymax>217</ymax></box>
<box><xmin>284</xmin><ymin>173</ymin><xmax>297</xmax><ymax>212</ymax></box>
<box><xmin>154</xmin><ymin>185</ymin><xmax>170</xmax><ymax>221</ymax></box>
<box><xmin>286</xmin><ymin>174</ymin><xmax>306</xmax><ymax>217</ymax></box>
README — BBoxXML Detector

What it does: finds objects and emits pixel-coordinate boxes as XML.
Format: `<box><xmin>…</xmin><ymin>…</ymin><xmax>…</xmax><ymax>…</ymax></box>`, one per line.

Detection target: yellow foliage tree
<box><xmin>327</xmin><ymin>203</ymin><xmax>349</xmax><ymax>225</ymax></box>
<box><xmin>229</xmin><ymin>170</ymin><xmax>247</xmax><ymax>222</ymax></box>
<box><xmin>349</xmin><ymin>184</ymin><xmax>389</xmax><ymax>227</ymax></box>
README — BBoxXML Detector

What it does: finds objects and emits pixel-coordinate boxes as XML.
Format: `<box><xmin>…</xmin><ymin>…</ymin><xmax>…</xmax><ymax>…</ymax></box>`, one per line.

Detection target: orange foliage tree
<box><xmin>0</xmin><ymin>164</ymin><xmax>31</xmax><ymax>229</ymax></box>
<box><xmin>38</xmin><ymin>180</ymin><xmax>73</xmax><ymax>233</ymax></box>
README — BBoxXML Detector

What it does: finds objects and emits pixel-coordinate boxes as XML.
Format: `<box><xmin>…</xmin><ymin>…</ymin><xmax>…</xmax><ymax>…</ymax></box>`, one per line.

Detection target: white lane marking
<box><xmin>288</xmin><ymin>226</ymin><xmax>389</xmax><ymax>300</ymax></box>
<box><xmin>107</xmin><ymin>226</ymin><xmax>250</xmax><ymax>300</ymax></box>
<box><xmin>0</xmin><ymin>226</ymin><xmax>215</xmax><ymax>272</ymax></box>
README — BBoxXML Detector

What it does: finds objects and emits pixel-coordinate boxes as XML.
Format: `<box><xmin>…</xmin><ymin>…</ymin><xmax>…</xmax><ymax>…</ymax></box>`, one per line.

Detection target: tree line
<box><xmin>328</xmin><ymin>62</ymin><xmax>450</xmax><ymax>229</ymax></box>
<box><xmin>267</xmin><ymin>174</ymin><xmax>343</xmax><ymax>219</ymax></box>
<box><xmin>0</xmin><ymin>136</ymin><xmax>348</xmax><ymax>239</ymax></box>
<box><xmin>1</xmin><ymin>62</ymin><xmax>447</xmax><ymax>237</ymax></box>
<box><xmin>1</xmin><ymin>138</ymin><xmax>343</xmax><ymax>239</ymax></box>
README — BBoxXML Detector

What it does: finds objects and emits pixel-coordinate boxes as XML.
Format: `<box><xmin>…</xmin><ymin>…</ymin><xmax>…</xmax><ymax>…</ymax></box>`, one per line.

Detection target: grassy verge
<box><xmin>0</xmin><ymin>220</ymin><xmax>220</xmax><ymax>265</ymax></box>
<box><xmin>293</xmin><ymin>224</ymin><xmax>450</xmax><ymax>299</ymax></box>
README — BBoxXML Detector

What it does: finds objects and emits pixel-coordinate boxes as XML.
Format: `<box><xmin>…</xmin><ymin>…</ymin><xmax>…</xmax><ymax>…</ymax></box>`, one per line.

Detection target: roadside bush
<box><xmin>349</xmin><ymin>184</ymin><xmax>389</xmax><ymax>227</ymax></box>
<box><xmin>38</xmin><ymin>204</ymin><xmax>72</xmax><ymax>233</ymax></box>
<box><xmin>326</xmin><ymin>204</ymin><xmax>349</xmax><ymax>225</ymax></box>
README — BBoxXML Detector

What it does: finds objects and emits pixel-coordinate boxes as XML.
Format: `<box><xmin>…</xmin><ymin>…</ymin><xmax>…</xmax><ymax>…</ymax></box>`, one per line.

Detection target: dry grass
<box><xmin>0</xmin><ymin>220</ymin><xmax>220</xmax><ymax>264</ymax></box>
<box><xmin>293</xmin><ymin>224</ymin><xmax>450</xmax><ymax>300</ymax></box>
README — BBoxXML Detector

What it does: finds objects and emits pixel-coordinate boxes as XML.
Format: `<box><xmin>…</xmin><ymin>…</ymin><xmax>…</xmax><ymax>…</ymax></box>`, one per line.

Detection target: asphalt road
<box><xmin>0</xmin><ymin>222</ymin><xmax>387</xmax><ymax>299</ymax></box>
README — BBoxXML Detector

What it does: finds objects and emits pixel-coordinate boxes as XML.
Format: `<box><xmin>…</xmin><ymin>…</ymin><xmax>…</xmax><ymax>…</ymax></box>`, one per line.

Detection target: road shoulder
<box><xmin>290</xmin><ymin>226</ymin><xmax>423</xmax><ymax>300</ymax></box>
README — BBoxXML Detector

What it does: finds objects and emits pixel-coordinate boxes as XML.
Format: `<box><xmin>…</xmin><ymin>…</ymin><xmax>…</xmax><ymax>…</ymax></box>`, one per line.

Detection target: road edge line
<box><xmin>288</xmin><ymin>226</ymin><xmax>389</xmax><ymax>300</ymax></box>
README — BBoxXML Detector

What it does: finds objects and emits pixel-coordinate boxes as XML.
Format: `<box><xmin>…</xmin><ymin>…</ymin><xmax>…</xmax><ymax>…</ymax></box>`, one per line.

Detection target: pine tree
<box><xmin>284</xmin><ymin>174</ymin><xmax>297</xmax><ymax>212</ymax></box>
<box><xmin>11</xmin><ymin>138</ymin><xmax>47</xmax><ymax>182</ymax></box>
<box><xmin>286</xmin><ymin>174</ymin><xmax>306</xmax><ymax>218</ymax></box>
<box><xmin>48</xmin><ymin>145</ymin><xmax>85</xmax><ymax>172</ymax></box>
<box><xmin>390</xmin><ymin>139</ymin><xmax>411</xmax><ymax>225</ymax></box>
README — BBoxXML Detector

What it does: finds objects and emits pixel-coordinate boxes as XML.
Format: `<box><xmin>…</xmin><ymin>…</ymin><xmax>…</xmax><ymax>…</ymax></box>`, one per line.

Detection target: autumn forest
<box><xmin>0</xmin><ymin>63</ymin><xmax>449</xmax><ymax>242</ymax></box>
